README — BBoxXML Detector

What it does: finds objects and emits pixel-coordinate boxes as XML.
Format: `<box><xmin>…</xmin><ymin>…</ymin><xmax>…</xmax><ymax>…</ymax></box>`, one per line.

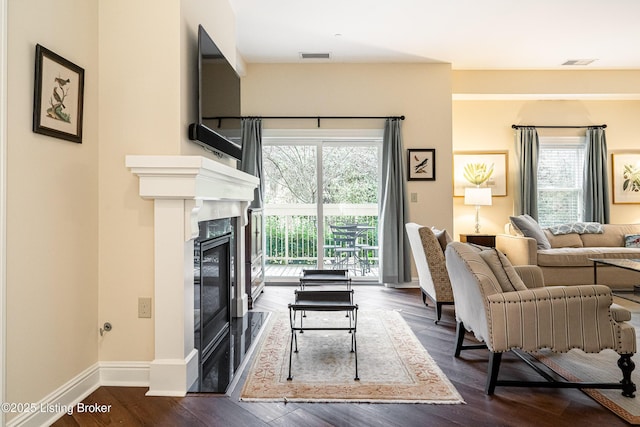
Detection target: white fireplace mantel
<box><xmin>126</xmin><ymin>155</ymin><xmax>259</xmax><ymax>397</ymax></box>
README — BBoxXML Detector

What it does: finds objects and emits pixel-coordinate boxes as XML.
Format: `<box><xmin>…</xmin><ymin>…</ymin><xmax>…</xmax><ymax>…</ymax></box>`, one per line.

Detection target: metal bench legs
<box><xmin>287</xmin><ymin>305</ymin><xmax>359</xmax><ymax>381</ymax></box>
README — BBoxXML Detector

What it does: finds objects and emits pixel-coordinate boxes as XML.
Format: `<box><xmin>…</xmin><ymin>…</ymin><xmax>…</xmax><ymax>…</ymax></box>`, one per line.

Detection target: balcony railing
<box><xmin>264</xmin><ymin>203</ymin><xmax>378</xmax><ymax>274</ymax></box>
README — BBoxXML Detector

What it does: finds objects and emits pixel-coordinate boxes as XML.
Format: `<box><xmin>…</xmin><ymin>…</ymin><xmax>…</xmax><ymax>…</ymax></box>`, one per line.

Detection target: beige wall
<box><xmin>180</xmin><ymin>0</ymin><xmax>238</xmax><ymax>166</ymax></box>
<box><xmin>4</xmin><ymin>0</ymin><xmax>240</xmax><ymax>411</ymax></box>
<box><xmin>97</xmin><ymin>0</ymin><xmax>238</xmax><ymax>362</ymax></box>
<box><xmin>453</xmin><ymin>70</ymin><xmax>640</xmax><ymax>237</ymax></box>
<box><xmin>97</xmin><ymin>0</ymin><xmax>180</xmax><ymax>363</ymax></box>
<box><xmin>6</xmin><ymin>0</ymin><xmax>99</xmax><ymax>412</ymax></box>
<box><xmin>242</xmin><ymin>63</ymin><xmax>454</xmax><ymax>232</ymax></box>
<box><xmin>453</xmin><ymin>70</ymin><xmax>640</xmax><ymax>97</ymax></box>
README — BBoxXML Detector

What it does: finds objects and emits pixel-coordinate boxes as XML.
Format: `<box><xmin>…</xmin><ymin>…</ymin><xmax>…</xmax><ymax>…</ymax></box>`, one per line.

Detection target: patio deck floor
<box><xmin>264</xmin><ymin>263</ymin><xmax>380</xmax><ymax>282</ymax></box>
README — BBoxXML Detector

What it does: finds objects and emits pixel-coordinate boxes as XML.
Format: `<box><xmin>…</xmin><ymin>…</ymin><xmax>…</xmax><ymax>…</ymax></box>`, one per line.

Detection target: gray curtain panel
<box><xmin>514</xmin><ymin>127</ymin><xmax>539</xmax><ymax>219</ymax></box>
<box><xmin>240</xmin><ymin>117</ymin><xmax>264</xmax><ymax>209</ymax></box>
<box><xmin>379</xmin><ymin>118</ymin><xmax>411</xmax><ymax>284</ymax></box>
<box><xmin>583</xmin><ymin>127</ymin><xmax>610</xmax><ymax>223</ymax></box>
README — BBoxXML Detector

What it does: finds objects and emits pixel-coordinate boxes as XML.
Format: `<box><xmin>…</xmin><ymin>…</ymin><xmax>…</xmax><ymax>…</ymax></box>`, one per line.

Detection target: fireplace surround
<box><xmin>127</xmin><ymin>155</ymin><xmax>259</xmax><ymax>396</ymax></box>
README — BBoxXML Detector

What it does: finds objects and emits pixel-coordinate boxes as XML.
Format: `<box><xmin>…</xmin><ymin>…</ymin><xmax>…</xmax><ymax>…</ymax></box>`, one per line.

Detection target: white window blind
<box><xmin>537</xmin><ymin>137</ymin><xmax>586</xmax><ymax>227</ymax></box>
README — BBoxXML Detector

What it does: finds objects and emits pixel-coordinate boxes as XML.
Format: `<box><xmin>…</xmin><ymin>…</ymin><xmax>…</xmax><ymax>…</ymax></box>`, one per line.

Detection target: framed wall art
<box><xmin>33</xmin><ymin>44</ymin><xmax>85</xmax><ymax>143</ymax></box>
<box><xmin>453</xmin><ymin>151</ymin><xmax>508</xmax><ymax>197</ymax></box>
<box><xmin>407</xmin><ymin>149</ymin><xmax>436</xmax><ymax>181</ymax></box>
<box><xmin>611</xmin><ymin>151</ymin><xmax>640</xmax><ymax>204</ymax></box>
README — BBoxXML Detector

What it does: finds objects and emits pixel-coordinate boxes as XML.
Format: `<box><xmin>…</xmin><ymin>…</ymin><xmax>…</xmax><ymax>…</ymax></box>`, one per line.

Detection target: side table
<box><xmin>460</xmin><ymin>234</ymin><xmax>496</xmax><ymax>248</ymax></box>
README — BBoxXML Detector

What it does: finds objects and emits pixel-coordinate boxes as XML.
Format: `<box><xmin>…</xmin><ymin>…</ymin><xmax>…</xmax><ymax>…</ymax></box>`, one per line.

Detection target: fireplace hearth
<box><xmin>190</xmin><ymin>310</ymin><xmax>268</xmax><ymax>393</ymax></box>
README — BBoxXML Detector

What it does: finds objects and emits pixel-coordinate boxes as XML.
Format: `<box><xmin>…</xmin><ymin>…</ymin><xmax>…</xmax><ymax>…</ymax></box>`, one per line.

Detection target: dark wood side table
<box><xmin>460</xmin><ymin>234</ymin><xmax>496</xmax><ymax>248</ymax></box>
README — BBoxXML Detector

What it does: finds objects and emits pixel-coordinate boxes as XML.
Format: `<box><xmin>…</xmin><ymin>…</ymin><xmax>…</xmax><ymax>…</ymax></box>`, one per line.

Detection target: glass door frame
<box><xmin>262</xmin><ymin>129</ymin><xmax>383</xmax><ymax>283</ymax></box>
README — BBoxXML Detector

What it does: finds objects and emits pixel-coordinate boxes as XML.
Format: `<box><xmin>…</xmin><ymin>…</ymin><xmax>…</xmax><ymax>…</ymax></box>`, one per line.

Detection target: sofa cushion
<box><xmin>447</xmin><ymin>243</ymin><xmax>503</xmax><ymax>296</ymax></box>
<box><xmin>625</xmin><ymin>234</ymin><xmax>640</xmax><ymax>248</ymax></box>
<box><xmin>479</xmin><ymin>248</ymin><xmax>528</xmax><ymax>292</ymax></box>
<box><xmin>543</xmin><ymin>229</ymin><xmax>583</xmax><ymax>248</ymax></box>
<box><xmin>547</xmin><ymin>222</ymin><xmax>603</xmax><ymax>235</ymax></box>
<box><xmin>509</xmin><ymin>214</ymin><xmax>551</xmax><ymax>249</ymax></box>
<box><xmin>580</xmin><ymin>224</ymin><xmax>640</xmax><ymax>247</ymax></box>
<box><xmin>537</xmin><ymin>247</ymin><xmax>640</xmax><ymax>267</ymax></box>
<box><xmin>431</xmin><ymin>227</ymin><xmax>453</xmax><ymax>252</ymax></box>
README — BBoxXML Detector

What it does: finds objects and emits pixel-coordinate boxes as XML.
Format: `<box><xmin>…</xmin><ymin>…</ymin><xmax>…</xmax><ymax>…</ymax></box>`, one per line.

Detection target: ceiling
<box><xmin>229</xmin><ymin>0</ymin><xmax>640</xmax><ymax>70</ymax></box>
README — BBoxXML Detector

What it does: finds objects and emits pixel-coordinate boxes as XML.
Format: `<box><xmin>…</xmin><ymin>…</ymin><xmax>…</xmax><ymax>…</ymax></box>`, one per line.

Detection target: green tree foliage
<box><xmin>263</xmin><ymin>145</ymin><xmax>379</xmax><ymax>204</ymax></box>
<box><xmin>263</xmin><ymin>143</ymin><xmax>380</xmax><ymax>265</ymax></box>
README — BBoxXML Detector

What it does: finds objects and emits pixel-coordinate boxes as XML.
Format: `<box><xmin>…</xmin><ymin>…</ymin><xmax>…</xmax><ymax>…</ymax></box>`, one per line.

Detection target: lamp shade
<box><xmin>464</xmin><ymin>187</ymin><xmax>492</xmax><ymax>206</ymax></box>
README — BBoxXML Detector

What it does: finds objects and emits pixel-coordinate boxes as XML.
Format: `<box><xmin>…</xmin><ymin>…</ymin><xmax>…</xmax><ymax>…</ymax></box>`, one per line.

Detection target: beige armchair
<box><xmin>405</xmin><ymin>223</ymin><xmax>454</xmax><ymax>324</ymax></box>
<box><xmin>445</xmin><ymin>241</ymin><xmax>636</xmax><ymax>397</ymax></box>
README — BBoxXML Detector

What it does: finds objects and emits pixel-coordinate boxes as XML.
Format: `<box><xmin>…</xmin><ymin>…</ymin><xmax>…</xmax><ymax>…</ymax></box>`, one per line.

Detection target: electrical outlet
<box><xmin>410</xmin><ymin>192</ymin><xmax>418</xmax><ymax>203</ymax></box>
<box><xmin>138</xmin><ymin>297</ymin><xmax>152</xmax><ymax>318</ymax></box>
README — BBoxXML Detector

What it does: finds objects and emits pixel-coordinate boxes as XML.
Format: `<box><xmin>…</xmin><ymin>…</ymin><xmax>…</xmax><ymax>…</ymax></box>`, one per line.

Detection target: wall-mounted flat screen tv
<box><xmin>188</xmin><ymin>24</ymin><xmax>242</xmax><ymax>160</ymax></box>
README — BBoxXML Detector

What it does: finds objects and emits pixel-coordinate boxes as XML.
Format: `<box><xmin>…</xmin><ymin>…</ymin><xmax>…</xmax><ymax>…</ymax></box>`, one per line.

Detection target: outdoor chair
<box><xmin>445</xmin><ymin>241</ymin><xmax>637</xmax><ymax>397</ymax></box>
<box><xmin>329</xmin><ymin>224</ymin><xmax>360</xmax><ymax>274</ymax></box>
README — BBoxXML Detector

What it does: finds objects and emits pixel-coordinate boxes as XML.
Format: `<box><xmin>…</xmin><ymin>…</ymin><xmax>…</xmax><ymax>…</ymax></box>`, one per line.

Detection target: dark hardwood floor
<box><xmin>53</xmin><ymin>285</ymin><xmax>628</xmax><ymax>426</ymax></box>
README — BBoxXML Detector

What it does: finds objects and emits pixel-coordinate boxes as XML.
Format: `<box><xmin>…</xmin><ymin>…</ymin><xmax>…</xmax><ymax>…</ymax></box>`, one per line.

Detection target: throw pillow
<box><xmin>509</xmin><ymin>214</ymin><xmax>551</xmax><ymax>250</ymax></box>
<box><xmin>478</xmin><ymin>248</ymin><xmax>527</xmax><ymax>292</ymax></box>
<box><xmin>544</xmin><ymin>229</ymin><xmax>583</xmax><ymax>248</ymax></box>
<box><xmin>431</xmin><ymin>227</ymin><xmax>453</xmax><ymax>252</ymax></box>
<box><xmin>625</xmin><ymin>234</ymin><xmax>640</xmax><ymax>248</ymax></box>
<box><xmin>548</xmin><ymin>222</ymin><xmax>604</xmax><ymax>235</ymax></box>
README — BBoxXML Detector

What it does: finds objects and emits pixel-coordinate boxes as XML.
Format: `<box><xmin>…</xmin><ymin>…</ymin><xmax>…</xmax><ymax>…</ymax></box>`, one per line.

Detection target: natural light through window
<box><xmin>537</xmin><ymin>136</ymin><xmax>586</xmax><ymax>227</ymax></box>
<box><xmin>262</xmin><ymin>130</ymin><xmax>382</xmax><ymax>281</ymax></box>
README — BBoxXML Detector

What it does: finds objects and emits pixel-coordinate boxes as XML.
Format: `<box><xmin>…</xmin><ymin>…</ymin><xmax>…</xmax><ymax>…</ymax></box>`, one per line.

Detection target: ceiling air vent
<box><xmin>562</xmin><ymin>59</ymin><xmax>596</xmax><ymax>66</ymax></box>
<box><xmin>300</xmin><ymin>52</ymin><xmax>331</xmax><ymax>60</ymax></box>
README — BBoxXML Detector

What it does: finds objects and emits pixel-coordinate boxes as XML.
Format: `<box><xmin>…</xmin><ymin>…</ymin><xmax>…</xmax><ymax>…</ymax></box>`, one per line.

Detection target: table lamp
<box><xmin>464</xmin><ymin>187</ymin><xmax>492</xmax><ymax>234</ymax></box>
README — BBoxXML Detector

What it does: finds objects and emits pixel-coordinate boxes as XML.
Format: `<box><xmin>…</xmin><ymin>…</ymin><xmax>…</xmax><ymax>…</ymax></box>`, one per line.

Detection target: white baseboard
<box><xmin>99</xmin><ymin>361</ymin><xmax>150</xmax><ymax>387</ymax></box>
<box><xmin>384</xmin><ymin>278</ymin><xmax>420</xmax><ymax>288</ymax></box>
<box><xmin>7</xmin><ymin>364</ymin><xmax>100</xmax><ymax>427</ymax></box>
<box><xmin>7</xmin><ymin>361</ymin><xmax>151</xmax><ymax>427</ymax></box>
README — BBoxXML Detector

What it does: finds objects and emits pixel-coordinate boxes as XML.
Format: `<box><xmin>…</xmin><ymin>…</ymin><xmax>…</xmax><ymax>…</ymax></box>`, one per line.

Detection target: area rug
<box><xmin>535</xmin><ymin>297</ymin><xmax>640</xmax><ymax>424</ymax></box>
<box><xmin>240</xmin><ymin>310</ymin><xmax>464</xmax><ymax>404</ymax></box>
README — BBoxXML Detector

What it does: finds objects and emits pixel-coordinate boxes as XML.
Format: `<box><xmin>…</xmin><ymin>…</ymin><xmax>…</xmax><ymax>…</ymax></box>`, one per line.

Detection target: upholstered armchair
<box><xmin>405</xmin><ymin>223</ymin><xmax>454</xmax><ymax>324</ymax></box>
<box><xmin>445</xmin><ymin>241</ymin><xmax>636</xmax><ymax>397</ymax></box>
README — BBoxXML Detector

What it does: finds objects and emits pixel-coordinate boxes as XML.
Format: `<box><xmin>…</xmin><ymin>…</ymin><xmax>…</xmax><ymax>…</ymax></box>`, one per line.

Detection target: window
<box><xmin>537</xmin><ymin>137</ymin><xmax>586</xmax><ymax>227</ymax></box>
<box><xmin>261</xmin><ymin>130</ymin><xmax>383</xmax><ymax>282</ymax></box>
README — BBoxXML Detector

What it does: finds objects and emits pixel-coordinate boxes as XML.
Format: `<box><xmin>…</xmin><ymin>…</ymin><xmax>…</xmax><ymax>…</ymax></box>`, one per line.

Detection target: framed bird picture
<box><xmin>407</xmin><ymin>149</ymin><xmax>436</xmax><ymax>181</ymax></box>
<box><xmin>33</xmin><ymin>44</ymin><xmax>85</xmax><ymax>143</ymax></box>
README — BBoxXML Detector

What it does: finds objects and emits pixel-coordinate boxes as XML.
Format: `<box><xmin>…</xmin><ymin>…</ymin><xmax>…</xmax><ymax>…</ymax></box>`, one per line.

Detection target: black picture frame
<box><xmin>33</xmin><ymin>44</ymin><xmax>85</xmax><ymax>143</ymax></box>
<box><xmin>407</xmin><ymin>149</ymin><xmax>436</xmax><ymax>181</ymax></box>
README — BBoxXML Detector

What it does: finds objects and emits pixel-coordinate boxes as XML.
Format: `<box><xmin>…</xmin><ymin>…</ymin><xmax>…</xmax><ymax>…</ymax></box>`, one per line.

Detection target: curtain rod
<box><xmin>512</xmin><ymin>124</ymin><xmax>606</xmax><ymax>129</ymax></box>
<box><xmin>205</xmin><ymin>115</ymin><xmax>405</xmax><ymax>128</ymax></box>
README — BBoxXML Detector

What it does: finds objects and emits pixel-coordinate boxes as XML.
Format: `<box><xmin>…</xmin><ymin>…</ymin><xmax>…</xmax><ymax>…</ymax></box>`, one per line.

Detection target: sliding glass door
<box><xmin>262</xmin><ymin>143</ymin><xmax>318</xmax><ymax>277</ymax></box>
<box><xmin>321</xmin><ymin>143</ymin><xmax>380</xmax><ymax>278</ymax></box>
<box><xmin>262</xmin><ymin>132</ymin><xmax>381</xmax><ymax>282</ymax></box>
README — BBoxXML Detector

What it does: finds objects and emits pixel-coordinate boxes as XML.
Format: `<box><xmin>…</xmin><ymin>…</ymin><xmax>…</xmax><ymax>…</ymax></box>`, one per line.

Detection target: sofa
<box><xmin>495</xmin><ymin>217</ymin><xmax>640</xmax><ymax>289</ymax></box>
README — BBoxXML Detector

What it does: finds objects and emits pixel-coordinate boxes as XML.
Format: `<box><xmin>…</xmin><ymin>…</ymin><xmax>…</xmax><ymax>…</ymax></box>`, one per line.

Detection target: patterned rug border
<box><xmin>240</xmin><ymin>309</ymin><xmax>464</xmax><ymax>404</ymax></box>
<box><xmin>535</xmin><ymin>352</ymin><xmax>640</xmax><ymax>425</ymax></box>
<box><xmin>532</xmin><ymin>296</ymin><xmax>640</xmax><ymax>425</ymax></box>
